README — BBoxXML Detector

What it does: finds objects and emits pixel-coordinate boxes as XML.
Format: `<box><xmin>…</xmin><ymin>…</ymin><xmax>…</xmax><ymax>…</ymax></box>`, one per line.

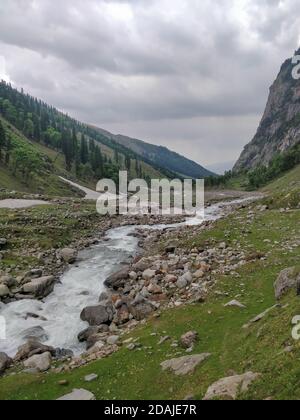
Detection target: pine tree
<box><xmin>0</xmin><ymin>120</ymin><xmax>6</xmax><ymax>161</ymax></box>
<box><xmin>80</xmin><ymin>134</ymin><xmax>88</xmax><ymax>164</ymax></box>
<box><xmin>5</xmin><ymin>134</ymin><xmax>12</xmax><ymax>165</ymax></box>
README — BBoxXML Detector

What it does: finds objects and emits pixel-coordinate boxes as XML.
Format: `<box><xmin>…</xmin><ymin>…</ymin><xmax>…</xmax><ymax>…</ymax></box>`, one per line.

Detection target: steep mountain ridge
<box><xmin>92</xmin><ymin>126</ymin><xmax>215</xmax><ymax>178</ymax></box>
<box><xmin>234</xmin><ymin>48</ymin><xmax>300</xmax><ymax>172</ymax></box>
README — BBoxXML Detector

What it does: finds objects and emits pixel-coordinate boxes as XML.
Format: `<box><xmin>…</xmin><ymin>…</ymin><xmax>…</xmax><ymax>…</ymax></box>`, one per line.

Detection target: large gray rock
<box><xmin>161</xmin><ymin>354</ymin><xmax>211</xmax><ymax>376</ymax></box>
<box><xmin>0</xmin><ymin>238</ymin><xmax>7</xmax><ymax>249</ymax></box>
<box><xmin>129</xmin><ymin>301</ymin><xmax>154</xmax><ymax>321</ymax></box>
<box><xmin>104</xmin><ymin>267</ymin><xmax>130</xmax><ymax>289</ymax></box>
<box><xmin>0</xmin><ymin>352</ymin><xmax>12</xmax><ymax>374</ymax></box>
<box><xmin>80</xmin><ymin>303</ymin><xmax>114</xmax><ymax>326</ymax></box>
<box><xmin>57</xmin><ymin>388</ymin><xmax>96</xmax><ymax>401</ymax></box>
<box><xmin>61</xmin><ymin>248</ymin><xmax>77</xmax><ymax>264</ymax></box>
<box><xmin>22</xmin><ymin>276</ymin><xmax>55</xmax><ymax>298</ymax></box>
<box><xmin>78</xmin><ymin>325</ymin><xmax>109</xmax><ymax>343</ymax></box>
<box><xmin>15</xmin><ymin>340</ymin><xmax>55</xmax><ymax>362</ymax></box>
<box><xmin>203</xmin><ymin>372</ymin><xmax>261</xmax><ymax>400</ymax></box>
<box><xmin>0</xmin><ymin>276</ymin><xmax>17</xmax><ymax>288</ymax></box>
<box><xmin>0</xmin><ymin>284</ymin><xmax>10</xmax><ymax>298</ymax></box>
<box><xmin>180</xmin><ymin>331</ymin><xmax>198</xmax><ymax>349</ymax></box>
<box><xmin>23</xmin><ymin>352</ymin><xmax>52</xmax><ymax>372</ymax></box>
<box><xmin>274</xmin><ymin>268</ymin><xmax>300</xmax><ymax>300</ymax></box>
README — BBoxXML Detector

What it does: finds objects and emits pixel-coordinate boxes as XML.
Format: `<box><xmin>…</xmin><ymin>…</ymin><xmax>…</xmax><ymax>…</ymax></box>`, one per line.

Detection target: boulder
<box><xmin>0</xmin><ymin>276</ymin><xmax>17</xmax><ymax>288</ymax></box>
<box><xmin>142</xmin><ymin>269</ymin><xmax>156</xmax><ymax>280</ymax></box>
<box><xmin>23</xmin><ymin>352</ymin><xmax>52</xmax><ymax>372</ymax></box>
<box><xmin>15</xmin><ymin>340</ymin><xmax>55</xmax><ymax>362</ymax></box>
<box><xmin>165</xmin><ymin>243</ymin><xmax>178</xmax><ymax>254</ymax></box>
<box><xmin>115</xmin><ymin>304</ymin><xmax>130</xmax><ymax>325</ymax></box>
<box><xmin>57</xmin><ymin>389</ymin><xmax>96</xmax><ymax>401</ymax></box>
<box><xmin>129</xmin><ymin>301</ymin><xmax>154</xmax><ymax>321</ymax></box>
<box><xmin>161</xmin><ymin>354</ymin><xmax>211</xmax><ymax>376</ymax></box>
<box><xmin>80</xmin><ymin>303</ymin><xmax>114</xmax><ymax>326</ymax></box>
<box><xmin>78</xmin><ymin>326</ymin><xmax>109</xmax><ymax>343</ymax></box>
<box><xmin>133</xmin><ymin>258</ymin><xmax>151</xmax><ymax>272</ymax></box>
<box><xmin>176</xmin><ymin>272</ymin><xmax>193</xmax><ymax>289</ymax></box>
<box><xmin>61</xmin><ymin>248</ymin><xmax>77</xmax><ymax>264</ymax></box>
<box><xmin>274</xmin><ymin>267</ymin><xmax>300</xmax><ymax>300</ymax></box>
<box><xmin>0</xmin><ymin>284</ymin><xmax>10</xmax><ymax>298</ymax></box>
<box><xmin>21</xmin><ymin>326</ymin><xmax>48</xmax><ymax>343</ymax></box>
<box><xmin>0</xmin><ymin>238</ymin><xmax>7</xmax><ymax>249</ymax></box>
<box><xmin>104</xmin><ymin>267</ymin><xmax>130</xmax><ymax>289</ymax></box>
<box><xmin>180</xmin><ymin>331</ymin><xmax>198</xmax><ymax>349</ymax></box>
<box><xmin>22</xmin><ymin>276</ymin><xmax>55</xmax><ymax>298</ymax></box>
<box><xmin>0</xmin><ymin>352</ymin><xmax>12</xmax><ymax>374</ymax></box>
<box><xmin>106</xmin><ymin>335</ymin><xmax>120</xmax><ymax>345</ymax></box>
<box><xmin>203</xmin><ymin>372</ymin><xmax>261</xmax><ymax>400</ymax></box>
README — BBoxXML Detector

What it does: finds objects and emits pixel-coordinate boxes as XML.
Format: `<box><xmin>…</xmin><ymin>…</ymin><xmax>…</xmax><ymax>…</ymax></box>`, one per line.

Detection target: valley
<box><xmin>0</xmin><ymin>22</ymin><xmax>300</xmax><ymax>401</ymax></box>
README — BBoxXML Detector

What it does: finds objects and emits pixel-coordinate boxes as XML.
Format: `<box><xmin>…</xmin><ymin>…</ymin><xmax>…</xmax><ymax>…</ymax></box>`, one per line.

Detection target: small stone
<box><xmin>142</xmin><ymin>269</ymin><xmax>156</xmax><ymax>280</ymax></box>
<box><xmin>127</xmin><ymin>343</ymin><xmax>136</xmax><ymax>351</ymax></box>
<box><xmin>84</xmin><ymin>373</ymin><xmax>98</xmax><ymax>382</ymax></box>
<box><xmin>158</xmin><ymin>336</ymin><xmax>171</xmax><ymax>345</ymax></box>
<box><xmin>224</xmin><ymin>300</ymin><xmax>246</xmax><ymax>309</ymax></box>
<box><xmin>106</xmin><ymin>335</ymin><xmax>120</xmax><ymax>346</ymax></box>
<box><xmin>58</xmin><ymin>380</ymin><xmax>69</xmax><ymax>386</ymax></box>
<box><xmin>57</xmin><ymin>389</ymin><xmax>96</xmax><ymax>401</ymax></box>
<box><xmin>180</xmin><ymin>331</ymin><xmax>198</xmax><ymax>349</ymax></box>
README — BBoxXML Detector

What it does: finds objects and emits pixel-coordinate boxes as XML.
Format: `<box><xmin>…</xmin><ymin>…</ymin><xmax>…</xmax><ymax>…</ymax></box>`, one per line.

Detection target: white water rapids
<box><xmin>0</xmin><ymin>197</ymin><xmax>255</xmax><ymax>357</ymax></box>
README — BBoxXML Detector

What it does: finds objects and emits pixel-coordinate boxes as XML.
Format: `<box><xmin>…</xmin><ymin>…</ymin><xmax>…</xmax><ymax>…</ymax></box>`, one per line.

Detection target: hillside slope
<box><xmin>0</xmin><ymin>117</ymin><xmax>84</xmax><ymax>197</ymax></box>
<box><xmin>0</xmin><ymin>81</ymin><xmax>177</xmax><ymax>197</ymax></box>
<box><xmin>234</xmin><ymin>48</ymin><xmax>300</xmax><ymax>172</ymax></box>
<box><xmin>92</xmin><ymin>126</ymin><xmax>215</xmax><ymax>178</ymax></box>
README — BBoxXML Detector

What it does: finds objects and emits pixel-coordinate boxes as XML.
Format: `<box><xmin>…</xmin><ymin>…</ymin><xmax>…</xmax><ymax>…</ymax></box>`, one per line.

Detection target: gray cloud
<box><xmin>0</xmin><ymin>0</ymin><xmax>300</xmax><ymax>167</ymax></box>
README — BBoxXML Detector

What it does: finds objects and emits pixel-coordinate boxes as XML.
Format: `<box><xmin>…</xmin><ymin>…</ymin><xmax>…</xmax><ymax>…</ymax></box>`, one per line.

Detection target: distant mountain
<box><xmin>206</xmin><ymin>161</ymin><xmax>234</xmax><ymax>175</ymax></box>
<box><xmin>92</xmin><ymin>127</ymin><xmax>215</xmax><ymax>179</ymax></box>
<box><xmin>234</xmin><ymin>48</ymin><xmax>300</xmax><ymax>172</ymax></box>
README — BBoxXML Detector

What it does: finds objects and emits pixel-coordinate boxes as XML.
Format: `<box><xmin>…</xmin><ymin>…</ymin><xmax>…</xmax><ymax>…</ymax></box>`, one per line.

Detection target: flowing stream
<box><xmin>0</xmin><ymin>197</ymin><xmax>255</xmax><ymax>357</ymax></box>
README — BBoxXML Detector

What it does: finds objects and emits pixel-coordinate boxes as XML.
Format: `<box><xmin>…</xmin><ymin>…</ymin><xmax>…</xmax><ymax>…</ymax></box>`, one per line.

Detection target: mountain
<box><xmin>234</xmin><ymin>48</ymin><xmax>300</xmax><ymax>172</ymax></box>
<box><xmin>0</xmin><ymin>81</ymin><xmax>185</xmax><ymax>196</ymax></box>
<box><xmin>0</xmin><ymin>81</ymin><xmax>213</xmax><ymax>197</ymax></box>
<box><xmin>206</xmin><ymin>160</ymin><xmax>235</xmax><ymax>175</ymax></box>
<box><xmin>92</xmin><ymin>127</ymin><xmax>215</xmax><ymax>178</ymax></box>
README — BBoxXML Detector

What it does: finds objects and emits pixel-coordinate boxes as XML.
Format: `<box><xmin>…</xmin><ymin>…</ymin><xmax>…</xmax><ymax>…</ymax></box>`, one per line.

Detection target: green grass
<box><xmin>262</xmin><ymin>164</ymin><xmax>300</xmax><ymax>209</ymax></box>
<box><xmin>1</xmin><ymin>205</ymin><xmax>300</xmax><ymax>400</ymax></box>
<box><xmin>0</xmin><ymin>202</ymin><xmax>107</xmax><ymax>275</ymax></box>
<box><xmin>0</xmin><ymin>117</ymin><xmax>83</xmax><ymax>197</ymax></box>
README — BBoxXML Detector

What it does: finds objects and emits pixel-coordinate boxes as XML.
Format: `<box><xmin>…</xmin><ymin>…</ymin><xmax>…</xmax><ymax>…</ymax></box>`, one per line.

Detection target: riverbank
<box><xmin>0</xmin><ymin>194</ymin><xmax>260</xmax><ymax>381</ymax></box>
<box><xmin>1</xmin><ymin>194</ymin><xmax>300</xmax><ymax>399</ymax></box>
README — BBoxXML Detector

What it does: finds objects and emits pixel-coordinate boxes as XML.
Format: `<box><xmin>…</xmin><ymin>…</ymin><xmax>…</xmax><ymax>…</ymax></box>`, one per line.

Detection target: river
<box><xmin>0</xmin><ymin>196</ymin><xmax>256</xmax><ymax>357</ymax></box>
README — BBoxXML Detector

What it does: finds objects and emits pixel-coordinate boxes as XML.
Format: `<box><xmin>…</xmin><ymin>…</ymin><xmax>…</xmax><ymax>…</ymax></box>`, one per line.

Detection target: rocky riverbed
<box><xmin>0</xmin><ymin>195</ymin><xmax>262</xmax><ymax>376</ymax></box>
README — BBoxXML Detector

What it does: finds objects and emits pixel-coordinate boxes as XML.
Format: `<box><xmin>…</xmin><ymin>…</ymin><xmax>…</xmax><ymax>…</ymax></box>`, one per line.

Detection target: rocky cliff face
<box><xmin>234</xmin><ymin>49</ymin><xmax>300</xmax><ymax>172</ymax></box>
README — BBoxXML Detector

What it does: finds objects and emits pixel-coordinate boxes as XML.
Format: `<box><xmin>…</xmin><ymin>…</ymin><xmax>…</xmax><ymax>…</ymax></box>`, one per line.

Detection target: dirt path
<box><xmin>0</xmin><ymin>199</ymin><xmax>50</xmax><ymax>209</ymax></box>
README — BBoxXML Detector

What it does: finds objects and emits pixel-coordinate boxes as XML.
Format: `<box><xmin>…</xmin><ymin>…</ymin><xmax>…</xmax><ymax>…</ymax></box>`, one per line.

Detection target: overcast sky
<box><xmin>0</xmin><ymin>0</ymin><xmax>300</xmax><ymax>171</ymax></box>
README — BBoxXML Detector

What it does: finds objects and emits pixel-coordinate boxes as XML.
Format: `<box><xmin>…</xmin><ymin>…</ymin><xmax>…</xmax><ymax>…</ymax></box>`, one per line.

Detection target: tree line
<box><xmin>0</xmin><ymin>81</ymin><xmax>147</xmax><ymax>182</ymax></box>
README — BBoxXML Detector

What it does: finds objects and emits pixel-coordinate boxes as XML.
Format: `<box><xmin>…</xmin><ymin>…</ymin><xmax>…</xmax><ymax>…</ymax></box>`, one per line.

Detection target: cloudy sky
<box><xmin>0</xmin><ymin>0</ymin><xmax>300</xmax><ymax>171</ymax></box>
